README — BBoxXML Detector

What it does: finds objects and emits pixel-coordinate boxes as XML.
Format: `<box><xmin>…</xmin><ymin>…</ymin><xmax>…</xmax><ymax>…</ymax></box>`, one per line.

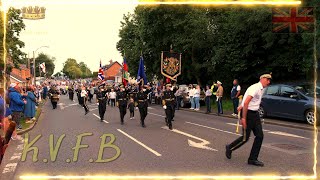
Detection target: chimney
<box><xmin>109</xmin><ymin>60</ymin><xmax>113</xmax><ymax>64</ymax></box>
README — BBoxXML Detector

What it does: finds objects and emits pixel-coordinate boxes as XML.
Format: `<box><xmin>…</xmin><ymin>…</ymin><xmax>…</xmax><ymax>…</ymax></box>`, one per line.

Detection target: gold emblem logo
<box><xmin>21</xmin><ymin>6</ymin><xmax>46</xmax><ymax>20</ymax></box>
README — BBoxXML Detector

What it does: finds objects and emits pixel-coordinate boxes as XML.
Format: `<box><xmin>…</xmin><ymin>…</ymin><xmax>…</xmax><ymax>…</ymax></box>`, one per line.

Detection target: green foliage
<box><xmin>62</xmin><ymin>58</ymin><xmax>92</xmax><ymax>79</ymax></box>
<box><xmin>117</xmin><ymin>5</ymin><xmax>317</xmax><ymax>91</ymax></box>
<box><xmin>79</xmin><ymin>61</ymin><xmax>92</xmax><ymax>78</ymax></box>
<box><xmin>0</xmin><ymin>8</ymin><xmax>26</xmax><ymax>79</ymax></box>
<box><xmin>92</xmin><ymin>71</ymin><xmax>98</xmax><ymax>78</ymax></box>
<box><xmin>35</xmin><ymin>53</ymin><xmax>55</xmax><ymax>77</ymax></box>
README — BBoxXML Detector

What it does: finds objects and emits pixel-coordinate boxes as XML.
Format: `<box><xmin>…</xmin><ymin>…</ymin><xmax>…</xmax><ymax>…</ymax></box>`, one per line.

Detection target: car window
<box><xmin>266</xmin><ymin>86</ymin><xmax>279</xmax><ymax>96</ymax></box>
<box><xmin>280</xmin><ymin>86</ymin><xmax>297</xmax><ymax>98</ymax></box>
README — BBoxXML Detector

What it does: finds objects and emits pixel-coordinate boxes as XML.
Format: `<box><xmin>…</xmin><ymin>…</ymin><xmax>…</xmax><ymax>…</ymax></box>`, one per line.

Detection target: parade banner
<box><xmin>161</xmin><ymin>51</ymin><xmax>181</xmax><ymax>81</ymax></box>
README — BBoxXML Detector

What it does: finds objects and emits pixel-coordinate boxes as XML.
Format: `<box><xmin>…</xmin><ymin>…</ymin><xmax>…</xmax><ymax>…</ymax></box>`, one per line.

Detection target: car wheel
<box><xmin>305</xmin><ymin>109</ymin><xmax>317</xmax><ymax>125</ymax></box>
<box><xmin>180</xmin><ymin>99</ymin><xmax>185</xmax><ymax>108</ymax></box>
<box><xmin>258</xmin><ymin>106</ymin><xmax>265</xmax><ymax>118</ymax></box>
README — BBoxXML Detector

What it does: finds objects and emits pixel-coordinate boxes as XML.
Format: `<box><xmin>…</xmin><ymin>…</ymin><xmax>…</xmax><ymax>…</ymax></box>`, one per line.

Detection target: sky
<box><xmin>16</xmin><ymin>0</ymin><xmax>137</xmax><ymax>74</ymax></box>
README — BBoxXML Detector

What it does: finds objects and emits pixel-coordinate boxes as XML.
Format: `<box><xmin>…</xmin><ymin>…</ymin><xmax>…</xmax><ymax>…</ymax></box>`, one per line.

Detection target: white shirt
<box><xmin>241</xmin><ymin>82</ymin><xmax>264</xmax><ymax>111</ymax></box>
<box><xmin>188</xmin><ymin>88</ymin><xmax>195</xmax><ymax>97</ymax></box>
<box><xmin>205</xmin><ymin>89</ymin><xmax>212</xmax><ymax>96</ymax></box>
<box><xmin>81</xmin><ymin>89</ymin><xmax>87</xmax><ymax>97</ymax></box>
<box><xmin>194</xmin><ymin>89</ymin><xmax>200</xmax><ymax>98</ymax></box>
<box><xmin>109</xmin><ymin>92</ymin><xmax>117</xmax><ymax>99</ymax></box>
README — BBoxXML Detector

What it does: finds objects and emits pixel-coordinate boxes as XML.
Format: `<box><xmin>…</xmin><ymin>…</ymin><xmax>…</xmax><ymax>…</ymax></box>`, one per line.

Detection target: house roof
<box><xmin>10</xmin><ymin>72</ymin><xmax>26</xmax><ymax>82</ymax></box>
<box><xmin>103</xmin><ymin>61</ymin><xmax>122</xmax><ymax>71</ymax></box>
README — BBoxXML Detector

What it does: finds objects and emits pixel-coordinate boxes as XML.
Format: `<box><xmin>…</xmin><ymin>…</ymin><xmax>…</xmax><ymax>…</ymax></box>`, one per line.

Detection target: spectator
<box><xmin>8</xmin><ymin>83</ymin><xmax>26</xmax><ymax>130</ymax></box>
<box><xmin>24</xmin><ymin>86</ymin><xmax>36</xmax><ymax>123</ymax></box>
<box><xmin>174</xmin><ymin>87</ymin><xmax>182</xmax><ymax>110</ymax></box>
<box><xmin>188</xmin><ymin>84</ymin><xmax>195</xmax><ymax>110</ymax></box>
<box><xmin>43</xmin><ymin>84</ymin><xmax>48</xmax><ymax>100</ymax></box>
<box><xmin>1</xmin><ymin>88</ymin><xmax>22</xmax><ymax>141</ymax></box>
<box><xmin>231</xmin><ymin>79</ymin><xmax>241</xmax><ymax>116</ymax></box>
<box><xmin>194</xmin><ymin>85</ymin><xmax>201</xmax><ymax>111</ymax></box>
<box><xmin>216</xmin><ymin>81</ymin><xmax>224</xmax><ymax>115</ymax></box>
<box><xmin>205</xmin><ymin>85</ymin><xmax>212</xmax><ymax>113</ymax></box>
<box><xmin>109</xmin><ymin>89</ymin><xmax>116</xmax><ymax>107</ymax></box>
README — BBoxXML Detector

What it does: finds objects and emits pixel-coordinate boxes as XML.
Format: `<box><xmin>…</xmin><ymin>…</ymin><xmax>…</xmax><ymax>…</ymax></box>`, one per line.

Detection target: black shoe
<box><xmin>248</xmin><ymin>160</ymin><xmax>264</xmax><ymax>167</ymax></box>
<box><xmin>142</xmin><ymin>124</ymin><xmax>146</xmax><ymax>128</ymax></box>
<box><xmin>225</xmin><ymin>145</ymin><xmax>232</xmax><ymax>159</ymax></box>
<box><xmin>169</xmin><ymin>124</ymin><xmax>172</xmax><ymax>130</ymax></box>
<box><xmin>85</xmin><ymin>111</ymin><xmax>89</xmax><ymax>115</ymax></box>
<box><xmin>172</xmin><ymin>119</ymin><xmax>174</xmax><ymax>121</ymax></box>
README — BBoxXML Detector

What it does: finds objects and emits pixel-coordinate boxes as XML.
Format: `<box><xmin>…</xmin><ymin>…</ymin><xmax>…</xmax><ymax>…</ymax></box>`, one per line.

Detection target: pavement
<box><xmin>0</xmin><ymin>95</ymin><xmax>319</xmax><ymax>179</ymax></box>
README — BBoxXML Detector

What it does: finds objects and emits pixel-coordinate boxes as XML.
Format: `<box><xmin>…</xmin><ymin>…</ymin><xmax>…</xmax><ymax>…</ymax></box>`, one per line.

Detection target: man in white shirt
<box><xmin>109</xmin><ymin>89</ymin><xmax>117</xmax><ymax>107</ymax></box>
<box><xmin>226</xmin><ymin>73</ymin><xmax>271</xmax><ymax>167</ymax></box>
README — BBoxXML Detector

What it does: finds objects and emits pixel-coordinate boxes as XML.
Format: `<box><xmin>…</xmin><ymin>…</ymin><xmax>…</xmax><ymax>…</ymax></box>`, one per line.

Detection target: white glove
<box><xmin>163</xmin><ymin>105</ymin><xmax>167</xmax><ymax>109</ymax></box>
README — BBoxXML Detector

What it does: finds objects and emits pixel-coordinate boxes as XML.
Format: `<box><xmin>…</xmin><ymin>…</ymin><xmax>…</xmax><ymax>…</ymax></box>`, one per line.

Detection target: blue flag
<box><xmin>137</xmin><ymin>56</ymin><xmax>147</xmax><ymax>85</ymax></box>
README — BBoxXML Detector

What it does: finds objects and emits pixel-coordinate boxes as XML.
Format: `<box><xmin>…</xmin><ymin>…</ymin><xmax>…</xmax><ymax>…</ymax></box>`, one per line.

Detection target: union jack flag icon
<box><xmin>272</xmin><ymin>7</ymin><xmax>314</xmax><ymax>33</ymax></box>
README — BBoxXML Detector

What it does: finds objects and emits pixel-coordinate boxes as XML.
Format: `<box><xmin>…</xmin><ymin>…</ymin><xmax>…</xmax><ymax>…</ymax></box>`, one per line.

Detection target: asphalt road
<box><xmin>1</xmin><ymin>94</ymin><xmax>319</xmax><ymax>179</ymax></box>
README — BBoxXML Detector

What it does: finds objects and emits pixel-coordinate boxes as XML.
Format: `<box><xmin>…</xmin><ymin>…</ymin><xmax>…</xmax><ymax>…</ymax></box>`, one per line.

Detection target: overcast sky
<box><xmin>17</xmin><ymin>0</ymin><xmax>136</xmax><ymax>74</ymax></box>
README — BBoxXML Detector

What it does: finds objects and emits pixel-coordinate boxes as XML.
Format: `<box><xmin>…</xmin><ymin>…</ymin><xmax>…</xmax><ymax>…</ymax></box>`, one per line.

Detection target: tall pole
<box><xmin>39</xmin><ymin>63</ymin><xmax>41</xmax><ymax>84</ymax></box>
<box><xmin>32</xmin><ymin>46</ymin><xmax>49</xmax><ymax>85</ymax></box>
<box><xmin>33</xmin><ymin>51</ymin><xmax>35</xmax><ymax>85</ymax></box>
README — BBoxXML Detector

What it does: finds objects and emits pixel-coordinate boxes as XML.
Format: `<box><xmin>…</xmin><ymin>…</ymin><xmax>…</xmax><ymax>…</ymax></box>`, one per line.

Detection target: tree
<box><xmin>117</xmin><ymin>5</ymin><xmax>316</xmax><ymax>90</ymax></box>
<box><xmin>35</xmin><ymin>53</ymin><xmax>55</xmax><ymax>77</ymax></box>
<box><xmin>79</xmin><ymin>61</ymin><xmax>92</xmax><ymax>78</ymax></box>
<box><xmin>62</xmin><ymin>58</ymin><xmax>92</xmax><ymax>79</ymax></box>
<box><xmin>92</xmin><ymin>71</ymin><xmax>98</xmax><ymax>78</ymax></box>
<box><xmin>0</xmin><ymin>8</ymin><xmax>26</xmax><ymax>79</ymax></box>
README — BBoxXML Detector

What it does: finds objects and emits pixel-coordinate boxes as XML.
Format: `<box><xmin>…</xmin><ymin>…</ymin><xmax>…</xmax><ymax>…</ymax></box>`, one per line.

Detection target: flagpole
<box><xmin>39</xmin><ymin>63</ymin><xmax>41</xmax><ymax>85</ymax></box>
<box><xmin>312</xmin><ymin>6</ymin><xmax>318</xmax><ymax>176</ymax></box>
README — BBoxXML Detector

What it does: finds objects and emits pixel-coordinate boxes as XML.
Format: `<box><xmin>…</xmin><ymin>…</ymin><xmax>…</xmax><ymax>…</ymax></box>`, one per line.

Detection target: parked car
<box><xmin>258</xmin><ymin>84</ymin><xmax>320</xmax><ymax>125</ymax></box>
<box><xmin>178</xmin><ymin>84</ymin><xmax>205</xmax><ymax>108</ymax></box>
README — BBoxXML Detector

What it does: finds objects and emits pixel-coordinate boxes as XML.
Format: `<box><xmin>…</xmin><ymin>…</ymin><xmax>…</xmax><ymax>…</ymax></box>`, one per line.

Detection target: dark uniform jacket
<box><xmin>162</xmin><ymin>90</ymin><xmax>175</xmax><ymax>107</ymax></box>
<box><xmin>49</xmin><ymin>88</ymin><xmax>60</xmax><ymax>102</ymax></box>
<box><xmin>96</xmin><ymin>91</ymin><xmax>107</xmax><ymax>102</ymax></box>
<box><xmin>137</xmin><ymin>91</ymin><xmax>148</xmax><ymax>108</ymax></box>
<box><xmin>116</xmin><ymin>91</ymin><xmax>127</xmax><ymax>106</ymax></box>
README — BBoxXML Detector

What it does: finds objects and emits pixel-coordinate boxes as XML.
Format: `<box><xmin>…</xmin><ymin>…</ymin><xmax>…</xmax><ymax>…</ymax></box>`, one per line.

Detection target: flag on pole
<box><xmin>98</xmin><ymin>60</ymin><xmax>105</xmax><ymax>80</ymax></box>
<box><xmin>272</xmin><ymin>7</ymin><xmax>314</xmax><ymax>33</ymax></box>
<box><xmin>39</xmin><ymin>62</ymin><xmax>46</xmax><ymax>73</ymax></box>
<box><xmin>122</xmin><ymin>57</ymin><xmax>129</xmax><ymax>86</ymax></box>
<box><xmin>137</xmin><ymin>56</ymin><xmax>147</xmax><ymax>85</ymax></box>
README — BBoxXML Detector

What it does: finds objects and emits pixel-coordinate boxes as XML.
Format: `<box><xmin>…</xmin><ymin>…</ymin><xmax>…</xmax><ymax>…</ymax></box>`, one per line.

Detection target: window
<box><xmin>280</xmin><ymin>86</ymin><xmax>297</xmax><ymax>98</ymax></box>
<box><xmin>266</xmin><ymin>86</ymin><xmax>279</xmax><ymax>96</ymax></box>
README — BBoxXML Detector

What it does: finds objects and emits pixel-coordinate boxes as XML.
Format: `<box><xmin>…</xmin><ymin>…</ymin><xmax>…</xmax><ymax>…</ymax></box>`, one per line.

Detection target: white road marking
<box><xmin>16</xmin><ymin>144</ymin><xmax>24</xmax><ymax>151</ymax></box>
<box><xmin>268</xmin><ymin>131</ymin><xmax>309</xmax><ymax>139</ymax></box>
<box><xmin>187</xmin><ymin>122</ymin><xmax>240</xmax><ymax>136</ymax></box>
<box><xmin>226</xmin><ymin>123</ymin><xmax>271</xmax><ymax>132</ymax></box>
<box><xmin>2</xmin><ymin>163</ymin><xmax>17</xmax><ymax>174</ymax></box>
<box><xmin>10</xmin><ymin>155</ymin><xmax>21</xmax><ymax>161</ymax></box>
<box><xmin>93</xmin><ymin>113</ymin><xmax>109</xmax><ymax>123</ymax></box>
<box><xmin>149</xmin><ymin>112</ymin><xmax>166</xmax><ymax>118</ymax></box>
<box><xmin>147</xmin><ymin>107</ymin><xmax>154</xmax><ymax>109</ymax></box>
<box><xmin>117</xmin><ymin>129</ymin><xmax>162</xmax><ymax>157</ymax></box>
<box><xmin>226</xmin><ymin>123</ymin><xmax>308</xmax><ymax>139</ymax></box>
<box><xmin>162</xmin><ymin>126</ymin><xmax>218</xmax><ymax>151</ymax></box>
<box><xmin>90</xmin><ymin>108</ymin><xmax>98</xmax><ymax>111</ymax></box>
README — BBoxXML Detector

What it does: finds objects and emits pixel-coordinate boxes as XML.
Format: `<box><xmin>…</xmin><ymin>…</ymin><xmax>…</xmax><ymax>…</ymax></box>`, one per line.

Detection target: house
<box><xmin>10</xmin><ymin>64</ymin><xmax>31</xmax><ymax>86</ymax></box>
<box><xmin>114</xmin><ymin>71</ymin><xmax>122</xmax><ymax>85</ymax></box>
<box><xmin>103</xmin><ymin>60</ymin><xmax>122</xmax><ymax>81</ymax></box>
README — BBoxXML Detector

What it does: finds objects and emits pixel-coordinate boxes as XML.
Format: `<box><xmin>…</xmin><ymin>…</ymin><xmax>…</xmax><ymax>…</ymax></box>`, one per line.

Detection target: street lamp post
<box><xmin>33</xmin><ymin>46</ymin><xmax>49</xmax><ymax>85</ymax></box>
